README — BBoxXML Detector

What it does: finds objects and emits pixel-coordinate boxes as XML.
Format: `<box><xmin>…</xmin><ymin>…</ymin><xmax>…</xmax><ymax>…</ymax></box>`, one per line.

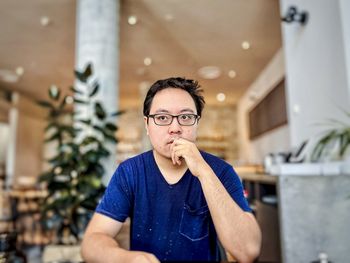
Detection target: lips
<box><xmin>167</xmin><ymin>137</ymin><xmax>180</xmax><ymax>144</ymax></box>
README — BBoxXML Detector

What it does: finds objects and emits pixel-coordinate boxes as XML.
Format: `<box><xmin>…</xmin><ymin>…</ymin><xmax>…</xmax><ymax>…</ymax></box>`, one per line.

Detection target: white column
<box><xmin>280</xmin><ymin>0</ymin><xmax>350</xmax><ymax>148</ymax></box>
<box><xmin>75</xmin><ymin>0</ymin><xmax>120</xmax><ymax>183</ymax></box>
<box><xmin>5</xmin><ymin>93</ymin><xmax>19</xmax><ymax>189</ymax></box>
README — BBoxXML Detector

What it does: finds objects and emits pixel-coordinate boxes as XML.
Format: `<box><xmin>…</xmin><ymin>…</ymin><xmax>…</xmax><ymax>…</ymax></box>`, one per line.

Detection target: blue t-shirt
<box><xmin>96</xmin><ymin>150</ymin><xmax>251</xmax><ymax>261</ymax></box>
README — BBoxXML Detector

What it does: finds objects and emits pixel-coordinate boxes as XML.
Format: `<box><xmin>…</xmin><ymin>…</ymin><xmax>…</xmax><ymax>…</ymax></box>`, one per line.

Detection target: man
<box><xmin>81</xmin><ymin>77</ymin><xmax>261</xmax><ymax>263</ymax></box>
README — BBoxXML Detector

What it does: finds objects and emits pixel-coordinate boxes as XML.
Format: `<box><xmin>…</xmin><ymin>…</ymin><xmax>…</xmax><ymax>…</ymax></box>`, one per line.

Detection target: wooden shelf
<box><xmin>239</xmin><ymin>172</ymin><xmax>277</xmax><ymax>185</ymax></box>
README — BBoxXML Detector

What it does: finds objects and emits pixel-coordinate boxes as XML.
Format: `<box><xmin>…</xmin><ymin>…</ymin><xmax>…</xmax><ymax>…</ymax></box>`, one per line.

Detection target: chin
<box><xmin>153</xmin><ymin>147</ymin><xmax>171</xmax><ymax>159</ymax></box>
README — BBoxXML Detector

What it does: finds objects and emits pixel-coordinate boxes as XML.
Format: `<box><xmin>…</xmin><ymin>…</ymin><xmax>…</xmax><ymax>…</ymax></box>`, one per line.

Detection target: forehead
<box><xmin>150</xmin><ymin>88</ymin><xmax>196</xmax><ymax>113</ymax></box>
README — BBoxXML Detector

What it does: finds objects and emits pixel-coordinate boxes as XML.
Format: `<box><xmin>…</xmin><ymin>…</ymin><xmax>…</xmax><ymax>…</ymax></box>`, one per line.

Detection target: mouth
<box><xmin>167</xmin><ymin>137</ymin><xmax>180</xmax><ymax>144</ymax></box>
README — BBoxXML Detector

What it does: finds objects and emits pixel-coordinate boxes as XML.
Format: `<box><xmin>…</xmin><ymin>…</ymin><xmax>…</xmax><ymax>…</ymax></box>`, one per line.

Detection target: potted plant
<box><xmin>37</xmin><ymin>63</ymin><xmax>122</xmax><ymax>251</ymax></box>
<box><xmin>311</xmin><ymin>110</ymin><xmax>350</xmax><ymax>162</ymax></box>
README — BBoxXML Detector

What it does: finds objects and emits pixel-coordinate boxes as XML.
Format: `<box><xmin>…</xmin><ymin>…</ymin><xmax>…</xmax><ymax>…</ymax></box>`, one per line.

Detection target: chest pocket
<box><xmin>179</xmin><ymin>204</ymin><xmax>209</xmax><ymax>241</ymax></box>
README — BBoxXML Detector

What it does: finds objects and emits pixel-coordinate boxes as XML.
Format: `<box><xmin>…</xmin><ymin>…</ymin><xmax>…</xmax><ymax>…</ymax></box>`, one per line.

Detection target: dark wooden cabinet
<box><xmin>240</xmin><ymin>173</ymin><xmax>281</xmax><ymax>262</ymax></box>
<box><xmin>249</xmin><ymin>79</ymin><xmax>287</xmax><ymax>140</ymax></box>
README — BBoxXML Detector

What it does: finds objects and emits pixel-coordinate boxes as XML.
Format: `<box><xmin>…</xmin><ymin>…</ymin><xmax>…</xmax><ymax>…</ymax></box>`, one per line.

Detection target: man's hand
<box><xmin>130</xmin><ymin>251</ymin><xmax>160</xmax><ymax>263</ymax></box>
<box><xmin>170</xmin><ymin>138</ymin><xmax>210</xmax><ymax>177</ymax></box>
<box><xmin>81</xmin><ymin>213</ymin><xmax>161</xmax><ymax>263</ymax></box>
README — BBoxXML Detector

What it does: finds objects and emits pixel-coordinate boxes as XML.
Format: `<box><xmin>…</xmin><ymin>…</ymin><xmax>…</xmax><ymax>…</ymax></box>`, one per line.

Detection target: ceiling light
<box><xmin>164</xmin><ymin>14</ymin><xmax>174</xmax><ymax>21</ymax></box>
<box><xmin>216</xmin><ymin>93</ymin><xmax>226</xmax><ymax>102</ymax></box>
<box><xmin>143</xmin><ymin>57</ymin><xmax>152</xmax><ymax>66</ymax></box>
<box><xmin>40</xmin><ymin>16</ymin><xmax>50</xmax><ymax>26</ymax></box>
<box><xmin>15</xmin><ymin>67</ymin><xmax>24</xmax><ymax>76</ymax></box>
<box><xmin>197</xmin><ymin>66</ymin><xmax>221</xmax><ymax>80</ymax></box>
<box><xmin>228</xmin><ymin>70</ymin><xmax>236</xmax><ymax>79</ymax></box>
<box><xmin>128</xmin><ymin>15</ymin><xmax>138</xmax><ymax>25</ymax></box>
<box><xmin>241</xmin><ymin>41</ymin><xmax>251</xmax><ymax>50</ymax></box>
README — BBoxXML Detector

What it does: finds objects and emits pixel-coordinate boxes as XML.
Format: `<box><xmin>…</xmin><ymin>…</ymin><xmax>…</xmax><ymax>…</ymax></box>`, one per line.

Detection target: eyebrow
<box><xmin>154</xmin><ymin>108</ymin><xmax>196</xmax><ymax>114</ymax></box>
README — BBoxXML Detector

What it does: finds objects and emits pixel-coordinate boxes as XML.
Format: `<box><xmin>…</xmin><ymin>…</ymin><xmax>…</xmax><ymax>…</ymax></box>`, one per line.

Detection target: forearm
<box><xmin>81</xmin><ymin>232</ymin><xmax>129</xmax><ymax>263</ymax></box>
<box><xmin>82</xmin><ymin>232</ymin><xmax>159</xmax><ymax>263</ymax></box>
<box><xmin>198</xmin><ymin>166</ymin><xmax>261</xmax><ymax>263</ymax></box>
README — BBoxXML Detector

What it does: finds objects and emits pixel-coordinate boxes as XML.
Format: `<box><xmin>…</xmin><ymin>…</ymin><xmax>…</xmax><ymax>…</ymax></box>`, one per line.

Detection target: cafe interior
<box><xmin>0</xmin><ymin>0</ymin><xmax>349</xmax><ymax>262</ymax></box>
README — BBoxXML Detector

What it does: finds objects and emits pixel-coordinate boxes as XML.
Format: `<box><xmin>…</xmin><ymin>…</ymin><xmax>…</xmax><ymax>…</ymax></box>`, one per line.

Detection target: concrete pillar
<box><xmin>5</xmin><ymin>93</ymin><xmax>19</xmax><ymax>189</ymax></box>
<box><xmin>339</xmin><ymin>0</ymin><xmax>350</xmax><ymax>95</ymax></box>
<box><xmin>75</xmin><ymin>0</ymin><xmax>120</xmax><ymax>183</ymax></box>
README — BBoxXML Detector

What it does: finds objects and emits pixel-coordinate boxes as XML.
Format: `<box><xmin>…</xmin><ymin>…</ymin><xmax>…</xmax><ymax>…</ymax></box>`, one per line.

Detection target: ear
<box><xmin>144</xmin><ymin>116</ymin><xmax>149</xmax><ymax>135</ymax></box>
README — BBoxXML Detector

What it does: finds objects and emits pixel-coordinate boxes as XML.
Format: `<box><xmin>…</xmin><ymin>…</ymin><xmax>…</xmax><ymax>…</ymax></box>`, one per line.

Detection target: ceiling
<box><xmin>0</xmin><ymin>0</ymin><xmax>282</xmax><ymax>109</ymax></box>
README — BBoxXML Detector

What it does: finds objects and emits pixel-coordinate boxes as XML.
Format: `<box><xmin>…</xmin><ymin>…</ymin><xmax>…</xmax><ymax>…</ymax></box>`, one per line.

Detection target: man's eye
<box><xmin>180</xmin><ymin>114</ymin><xmax>193</xmax><ymax>120</ymax></box>
<box><xmin>156</xmin><ymin>115</ymin><xmax>169</xmax><ymax>121</ymax></box>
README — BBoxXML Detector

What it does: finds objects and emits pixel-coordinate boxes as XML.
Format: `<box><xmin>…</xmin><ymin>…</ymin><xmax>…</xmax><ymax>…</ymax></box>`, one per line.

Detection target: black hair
<box><xmin>143</xmin><ymin>77</ymin><xmax>205</xmax><ymax>116</ymax></box>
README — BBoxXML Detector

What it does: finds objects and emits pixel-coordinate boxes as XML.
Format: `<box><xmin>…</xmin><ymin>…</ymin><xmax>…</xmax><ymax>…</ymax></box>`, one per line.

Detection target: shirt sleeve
<box><xmin>219</xmin><ymin>166</ymin><xmax>252</xmax><ymax>212</ymax></box>
<box><xmin>95</xmin><ymin>163</ymin><xmax>133</xmax><ymax>222</ymax></box>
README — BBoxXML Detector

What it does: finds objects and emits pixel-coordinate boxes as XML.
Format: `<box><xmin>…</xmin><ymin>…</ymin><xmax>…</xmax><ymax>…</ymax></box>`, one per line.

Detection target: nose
<box><xmin>168</xmin><ymin>117</ymin><xmax>182</xmax><ymax>134</ymax></box>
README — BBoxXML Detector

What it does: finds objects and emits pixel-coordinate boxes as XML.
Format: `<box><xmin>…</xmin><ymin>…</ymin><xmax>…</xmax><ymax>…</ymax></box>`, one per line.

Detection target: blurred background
<box><xmin>0</xmin><ymin>0</ymin><xmax>349</xmax><ymax>262</ymax></box>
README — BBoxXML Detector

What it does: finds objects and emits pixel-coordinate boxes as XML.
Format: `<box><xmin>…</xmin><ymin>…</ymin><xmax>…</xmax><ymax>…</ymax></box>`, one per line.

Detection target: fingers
<box><xmin>171</xmin><ymin>145</ymin><xmax>189</xmax><ymax>166</ymax></box>
<box><xmin>170</xmin><ymin>139</ymin><xmax>181</xmax><ymax>165</ymax></box>
<box><xmin>131</xmin><ymin>252</ymin><xmax>160</xmax><ymax>263</ymax></box>
<box><xmin>170</xmin><ymin>138</ymin><xmax>185</xmax><ymax>165</ymax></box>
<box><xmin>170</xmin><ymin>138</ymin><xmax>198</xmax><ymax>166</ymax></box>
<box><xmin>170</xmin><ymin>140</ymin><xmax>178</xmax><ymax>165</ymax></box>
<box><xmin>172</xmin><ymin>149</ymin><xmax>182</xmax><ymax>166</ymax></box>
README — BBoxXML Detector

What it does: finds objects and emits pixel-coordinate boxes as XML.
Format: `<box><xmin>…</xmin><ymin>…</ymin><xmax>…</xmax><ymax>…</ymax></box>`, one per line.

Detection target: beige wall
<box><xmin>197</xmin><ymin>105</ymin><xmax>238</xmax><ymax>162</ymax></box>
<box><xmin>237</xmin><ymin>48</ymin><xmax>290</xmax><ymax>164</ymax></box>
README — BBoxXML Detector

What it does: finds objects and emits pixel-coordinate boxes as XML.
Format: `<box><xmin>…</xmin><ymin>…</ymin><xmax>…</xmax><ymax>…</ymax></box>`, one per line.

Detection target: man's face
<box><xmin>144</xmin><ymin>88</ymin><xmax>199</xmax><ymax>159</ymax></box>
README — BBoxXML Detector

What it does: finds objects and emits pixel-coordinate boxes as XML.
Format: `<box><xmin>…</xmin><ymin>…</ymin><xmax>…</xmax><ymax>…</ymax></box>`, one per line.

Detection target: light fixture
<box><xmin>164</xmin><ymin>14</ymin><xmax>174</xmax><ymax>21</ymax></box>
<box><xmin>143</xmin><ymin>57</ymin><xmax>152</xmax><ymax>66</ymax></box>
<box><xmin>197</xmin><ymin>66</ymin><xmax>221</xmax><ymax>80</ymax></box>
<box><xmin>281</xmin><ymin>6</ymin><xmax>308</xmax><ymax>25</ymax></box>
<box><xmin>228</xmin><ymin>70</ymin><xmax>236</xmax><ymax>79</ymax></box>
<box><xmin>293</xmin><ymin>104</ymin><xmax>301</xmax><ymax>114</ymax></box>
<box><xmin>216</xmin><ymin>93</ymin><xmax>226</xmax><ymax>102</ymax></box>
<box><xmin>241</xmin><ymin>41</ymin><xmax>250</xmax><ymax>50</ymax></box>
<box><xmin>40</xmin><ymin>16</ymin><xmax>50</xmax><ymax>26</ymax></box>
<box><xmin>15</xmin><ymin>67</ymin><xmax>24</xmax><ymax>76</ymax></box>
<box><xmin>128</xmin><ymin>15</ymin><xmax>138</xmax><ymax>25</ymax></box>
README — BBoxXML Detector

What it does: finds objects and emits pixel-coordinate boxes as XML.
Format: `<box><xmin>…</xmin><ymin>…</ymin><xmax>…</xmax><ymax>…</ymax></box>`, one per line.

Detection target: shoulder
<box><xmin>119</xmin><ymin>150</ymin><xmax>152</xmax><ymax>171</ymax></box>
<box><xmin>109</xmin><ymin>151</ymin><xmax>153</xmax><ymax>188</ymax></box>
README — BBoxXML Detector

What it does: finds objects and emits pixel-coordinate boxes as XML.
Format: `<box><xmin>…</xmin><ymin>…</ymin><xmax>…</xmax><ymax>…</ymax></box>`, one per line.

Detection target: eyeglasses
<box><xmin>147</xmin><ymin>113</ymin><xmax>200</xmax><ymax>126</ymax></box>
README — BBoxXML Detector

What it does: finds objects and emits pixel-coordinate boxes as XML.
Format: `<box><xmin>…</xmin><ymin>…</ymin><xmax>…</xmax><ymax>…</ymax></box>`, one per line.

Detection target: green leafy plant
<box><xmin>311</xmin><ymin>111</ymin><xmax>350</xmax><ymax>162</ymax></box>
<box><xmin>37</xmin><ymin>63</ymin><xmax>123</xmax><ymax>244</ymax></box>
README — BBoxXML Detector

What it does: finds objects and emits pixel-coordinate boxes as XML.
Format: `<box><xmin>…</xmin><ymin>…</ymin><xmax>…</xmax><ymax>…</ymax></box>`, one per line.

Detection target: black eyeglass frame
<box><xmin>147</xmin><ymin>113</ymin><xmax>200</xmax><ymax>126</ymax></box>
